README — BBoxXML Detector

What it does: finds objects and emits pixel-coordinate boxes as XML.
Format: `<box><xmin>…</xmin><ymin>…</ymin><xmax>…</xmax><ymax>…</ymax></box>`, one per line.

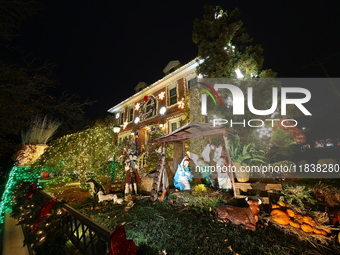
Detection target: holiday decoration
<box><xmin>174</xmin><ymin>156</ymin><xmax>193</xmax><ymax>191</ymax></box>
<box><xmin>97</xmin><ymin>191</ymin><xmax>123</xmax><ymax>204</ymax></box>
<box><xmin>216</xmin><ymin>156</ymin><xmax>232</xmax><ymax>191</ymax></box>
<box><xmin>269</xmin><ymin>202</ymin><xmax>333</xmax><ymax>246</ymax></box>
<box><xmin>270</xmin><ymin>209</ymin><xmax>290</xmax><ymax>225</ymax></box>
<box><xmin>15</xmin><ymin>143</ymin><xmax>48</xmax><ymax>166</ymax></box>
<box><xmin>86</xmin><ymin>178</ymin><xmax>106</xmax><ymax>196</ymax></box>
<box><xmin>41</xmin><ymin>171</ymin><xmax>50</xmax><ymax>178</ymax></box>
<box><xmin>195</xmin><ymin>157</ymin><xmax>215</xmax><ymax>188</ymax></box>
<box><xmin>109</xmin><ymin>225</ymin><xmax>136</xmax><ymax>255</ymax></box>
<box><xmin>10</xmin><ymin>181</ymin><xmax>67</xmax><ymax>254</ymax></box>
<box><xmin>150</xmin><ymin>155</ymin><xmax>169</xmax><ymax>202</ymax></box>
<box><xmin>124</xmin><ymin>154</ymin><xmax>141</xmax><ymax>196</ymax></box>
<box><xmin>33</xmin><ymin>120</ymin><xmax>117</xmax><ymax>189</ymax></box>
<box><xmin>137</xmin><ymin>95</ymin><xmax>157</xmax><ymax>120</ymax></box>
<box><xmin>32</xmin><ymin>198</ymin><xmax>57</xmax><ymax>232</ymax></box>
<box><xmin>0</xmin><ymin>166</ymin><xmax>39</xmax><ymax>224</ymax></box>
<box><xmin>216</xmin><ymin>198</ymin><xmax>262</xmax><ymax>230</ymax></box>
<box><xmin>158</xmin><ymin>91</ymin><xmax>165</xmax><ymax>100</ymax></box>
<box><xmin>122</xmin><ymin>121</ymin><xmax>128</xmax><ymax>129</ymax></box>
<box><xmin>177</xmin><ymin>97</ymin><xmax>185</xmax><ymax>109</ymax></box>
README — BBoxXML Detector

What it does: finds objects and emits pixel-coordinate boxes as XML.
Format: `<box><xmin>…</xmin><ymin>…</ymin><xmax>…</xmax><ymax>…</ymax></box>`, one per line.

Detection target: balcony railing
<box><xmin>39</xmin><ymin>191</ymin><xmax>111</xmax><ymax>255</ymax></box>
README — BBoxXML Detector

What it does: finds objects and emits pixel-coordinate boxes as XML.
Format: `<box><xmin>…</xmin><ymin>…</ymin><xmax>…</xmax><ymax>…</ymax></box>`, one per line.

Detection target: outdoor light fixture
<box><xmin>115</xmin><ymin>113</ymin><xmax>120</xmax><ymax>119</ymax></box>
<box><xmin>134</xmin><ymin>117</ymin><xmax>140</xmax><ymax>124</ymax></box>
<box><xmin>112</xmin><ymin>123</ymin><xmax>121</xmax><ymax>134</ymax></box>
<box><xmin>159</xmin><ymin>107</ymin><xmax>167</xmax><ymax>115</ymax></box>
<box><xmin>159</xmin><ymin>123</ymin><xmax>164</xmax><ymax>128</ymax></box>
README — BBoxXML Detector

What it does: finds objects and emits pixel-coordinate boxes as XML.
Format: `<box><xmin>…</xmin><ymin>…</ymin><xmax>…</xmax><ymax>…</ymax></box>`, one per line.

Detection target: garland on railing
<box><xmin>0</xmin><ymin>166</ymin><xmax>39</xmax><ymax>224</ymax></box>
<box><xmin>10</xmin><ymin>181</ymin><xmax>67</xmax><ymax>255</ymax></box>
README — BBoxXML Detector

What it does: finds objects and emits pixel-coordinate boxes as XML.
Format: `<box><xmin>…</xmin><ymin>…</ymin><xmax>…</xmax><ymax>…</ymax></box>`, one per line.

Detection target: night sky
<box><xmin>18</xmin><ymin>0</ymin><xmax>340</xmax><ymax>120</ymax></box>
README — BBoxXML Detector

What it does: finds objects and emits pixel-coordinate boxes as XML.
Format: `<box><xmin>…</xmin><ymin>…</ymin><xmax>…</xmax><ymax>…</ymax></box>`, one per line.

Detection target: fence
<box><xmin>25</xmin><ymin>191</ymin><xmax>111</xmax><ymax>255</ymax></box>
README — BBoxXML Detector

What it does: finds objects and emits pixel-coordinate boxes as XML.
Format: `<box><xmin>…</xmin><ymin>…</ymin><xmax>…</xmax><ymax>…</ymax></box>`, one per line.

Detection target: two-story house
<box><xmin>107</xmin><ymin>59</ymin><xmax>199</xmax><ymax>153</ymax></box>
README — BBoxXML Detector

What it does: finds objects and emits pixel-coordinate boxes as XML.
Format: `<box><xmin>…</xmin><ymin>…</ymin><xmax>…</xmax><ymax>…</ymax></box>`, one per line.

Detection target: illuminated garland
<box><xmin>0</xmin><ymin>166</ymin><xmax>39</xmax><ymax>224</ymax></box>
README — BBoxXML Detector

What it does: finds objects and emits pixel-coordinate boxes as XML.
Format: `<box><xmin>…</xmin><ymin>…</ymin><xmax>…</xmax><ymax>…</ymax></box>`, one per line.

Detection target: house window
<box><xmin>171</xmin><ymin>122</ymin><xmax>178</xmax><ymax>132</ymax></box>
<box><xmin>140</xmin><ymin>96</ymin><xmax>157</xmax><ymax>120</ymax></box>
<box><xmin>187</xmin><ymin>77</ymin><xmax>197</xmax><ymax>89</ymax></box>
<box><xmin>168</xmin><ymin>117</ymin><xmax>181</xmax><ymax>133</ymax></box>
<box><xmin>120</xmin><ymin>111</ymin><xmax>125</xmax><ymax>125</ymax></box>
<box><xmin>129</xmin><ymin>107</ymin><xmax>134</xmax><ymax>122</ymax></box>
<box><xmin>168</xmin><ymin>84</ymin><xmax>177</xmax><ymax>106</ymax></box>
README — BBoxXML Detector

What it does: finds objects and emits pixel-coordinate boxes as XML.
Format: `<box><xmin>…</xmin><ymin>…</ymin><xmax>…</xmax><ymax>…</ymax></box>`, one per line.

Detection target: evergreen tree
<box><xmin>192</xmin><ymin>5</ymin><xmax>272</xmax><ymax>78</ymax></box>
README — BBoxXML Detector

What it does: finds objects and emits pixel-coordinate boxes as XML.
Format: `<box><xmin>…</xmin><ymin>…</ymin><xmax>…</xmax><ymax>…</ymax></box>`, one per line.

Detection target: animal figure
<box><xmin>112</xmin><ymin>194</ymin><xmax>124</xmax><ymax>204</ymax></box>
<box><xmin>86</xmin><ymin>178</ymin><xmax>106</xmax><ymax>196</ymax></box>
<box><xmin>97</xmin><ymin>191</ymin><xmax>123</xmax><ymax>204</ymax></box>
<box><xmin>216</xmin><ymin>198</ymin><xmax>262</xmax><ymax>230</ymax></box>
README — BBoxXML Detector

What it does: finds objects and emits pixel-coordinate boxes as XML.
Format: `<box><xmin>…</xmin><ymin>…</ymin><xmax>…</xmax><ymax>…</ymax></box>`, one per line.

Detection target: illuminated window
<box><xmin>168</xmin><ymin>84</ymin><xmax>177</xmax><ymax>105</ymax></box>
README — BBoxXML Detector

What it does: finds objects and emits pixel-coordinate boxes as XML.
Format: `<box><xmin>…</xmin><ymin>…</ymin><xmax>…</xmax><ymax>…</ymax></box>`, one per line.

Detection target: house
<box><xmin>107</xmin><ymin>59</ymin><xmax>200</xmax><ymax>154</ymax></box>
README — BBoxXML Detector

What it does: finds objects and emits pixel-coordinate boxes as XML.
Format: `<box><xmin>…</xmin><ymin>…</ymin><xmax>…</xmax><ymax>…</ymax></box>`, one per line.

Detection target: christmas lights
<box><xmin>158</xmin><ymin>91</ymin><xmax>166</xmax><ymax>100</ymax></box>
<box><xmin>0</xmin><ymin>166</ymin><xmax>39</xmax><ymax>224</ymax></box>
<box><xmin>135</xmin><ymin>102</ymin><xmax>141</xmax><ymax>111</ymax></box>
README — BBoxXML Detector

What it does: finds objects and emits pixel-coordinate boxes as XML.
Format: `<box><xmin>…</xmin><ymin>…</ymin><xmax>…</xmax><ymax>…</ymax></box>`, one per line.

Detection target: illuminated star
<box><xmin>135</xmin><ymin>102</ymin><xmax>141</xmax><ymax>111</ymax></box>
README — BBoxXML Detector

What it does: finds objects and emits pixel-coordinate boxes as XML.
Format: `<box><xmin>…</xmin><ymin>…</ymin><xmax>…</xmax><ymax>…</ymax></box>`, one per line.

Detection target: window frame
<box><xmin>168</xmin><ymin>83</ymin><xmax>177</xmax><ymax>106</ymax></box>
<box><xmin>129</xmin><ymin>106</ymin><xmax>134</xmax><ymax>122</ymax></box>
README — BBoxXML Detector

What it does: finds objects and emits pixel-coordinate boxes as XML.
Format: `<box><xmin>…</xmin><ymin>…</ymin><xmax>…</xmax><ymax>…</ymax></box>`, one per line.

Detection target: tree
<box><xmin>32</xmin><ymin>117</ymin><xmax>117</xmax><ymax>189</ymax></box>
<box><xmin>0</xmin><ymin>0</ymin><xmax>92</xmax><ymax>157</ymax></box>
<box><xmin>190</xmin><ymin>5</ymin><xmax>308</xmax><ymax>164</ymax></box>
<box><xmin>192</xmin><ymin>5</ymin><xmax>273</xmax><ymax>78</ymax></box>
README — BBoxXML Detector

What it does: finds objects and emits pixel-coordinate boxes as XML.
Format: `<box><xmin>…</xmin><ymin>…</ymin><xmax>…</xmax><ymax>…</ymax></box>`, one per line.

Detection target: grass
<box><xmin>74</xmin><ymin>193</ymin><xmax>340</xmax><ymax>255</ymax></box>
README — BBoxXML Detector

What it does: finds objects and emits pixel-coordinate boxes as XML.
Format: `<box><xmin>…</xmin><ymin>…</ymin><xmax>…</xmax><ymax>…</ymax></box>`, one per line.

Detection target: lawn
<box><xmin>56</xmin><ymin>186</ymin><xmax>340</xmax><ymax>255</ymax></box>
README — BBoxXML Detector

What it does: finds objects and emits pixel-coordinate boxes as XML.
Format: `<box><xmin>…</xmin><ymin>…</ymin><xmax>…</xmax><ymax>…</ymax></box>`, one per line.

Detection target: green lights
<box><xmin>0</xmin><ymin>166</ymin><xmax>39</xmax><ymax>224</ymax></box>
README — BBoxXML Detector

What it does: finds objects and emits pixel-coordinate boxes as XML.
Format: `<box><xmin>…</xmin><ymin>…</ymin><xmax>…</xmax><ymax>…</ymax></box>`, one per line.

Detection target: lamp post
<box><xmin>112</xmin><ymin>123</ymin><xmax>121</xmax><ymax>145</ymax></box>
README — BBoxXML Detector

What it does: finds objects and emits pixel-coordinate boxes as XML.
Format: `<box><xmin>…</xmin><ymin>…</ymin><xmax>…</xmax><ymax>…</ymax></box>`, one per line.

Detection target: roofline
<box><xmin>107</xmin><ymin>58</ymin><xmax>199</xmax><ymax>113</ymax></box>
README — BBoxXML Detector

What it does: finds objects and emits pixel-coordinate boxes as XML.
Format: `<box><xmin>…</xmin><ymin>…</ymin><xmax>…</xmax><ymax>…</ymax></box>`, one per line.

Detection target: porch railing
<box><xmin>40</xmin><ymin>191</ymin><xmax>111</xmax><ymax>255</ymax></box>
<box><xmin>137</xmin><ymin>152</ymin><xmax>147</xmax><ymax>169</ymax></box>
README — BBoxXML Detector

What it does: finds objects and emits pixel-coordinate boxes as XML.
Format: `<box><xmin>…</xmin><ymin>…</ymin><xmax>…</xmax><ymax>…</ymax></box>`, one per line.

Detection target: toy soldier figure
<box><xmin>124</xmin><ymin>154</ymin><xmax>141</xmax><ymax>196</ymax></box>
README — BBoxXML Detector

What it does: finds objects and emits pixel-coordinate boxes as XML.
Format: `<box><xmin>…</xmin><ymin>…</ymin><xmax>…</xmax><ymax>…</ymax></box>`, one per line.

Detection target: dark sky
<box><xmin>18</xmin><ymin>0</ymin><xmax>340</xmax><ymax>120</ymax></box>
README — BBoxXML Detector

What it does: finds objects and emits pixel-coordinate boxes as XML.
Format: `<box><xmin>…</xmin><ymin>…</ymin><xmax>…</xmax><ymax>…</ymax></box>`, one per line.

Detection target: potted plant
<box><xmin>229</xmin><ymin>136</ymin><xmax>265</xmax><ymax>182</ymax></box>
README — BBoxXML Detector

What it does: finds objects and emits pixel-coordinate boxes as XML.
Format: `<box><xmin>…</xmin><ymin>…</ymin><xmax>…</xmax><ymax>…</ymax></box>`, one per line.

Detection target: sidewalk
<box><xmin>2</xmin><ymin>210</ymin><xmax>29</xmax><ymax>255</ymax></box>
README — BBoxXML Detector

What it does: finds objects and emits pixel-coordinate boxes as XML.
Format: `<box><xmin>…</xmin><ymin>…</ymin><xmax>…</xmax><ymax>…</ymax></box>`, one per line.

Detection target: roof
<box><xmin>163</xmin><ymin>60</ymin><xmax>181</xmax><ymax>74</ymax></box>
<box><xmin>107</xmin><ymin>58</ymin><xmax>199</xmax><ymax>113</ymax></box>
<box><xmin>149</xmin><ymin>123</ymin><xmax>236</xmax><ymax>143</ymax></box>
